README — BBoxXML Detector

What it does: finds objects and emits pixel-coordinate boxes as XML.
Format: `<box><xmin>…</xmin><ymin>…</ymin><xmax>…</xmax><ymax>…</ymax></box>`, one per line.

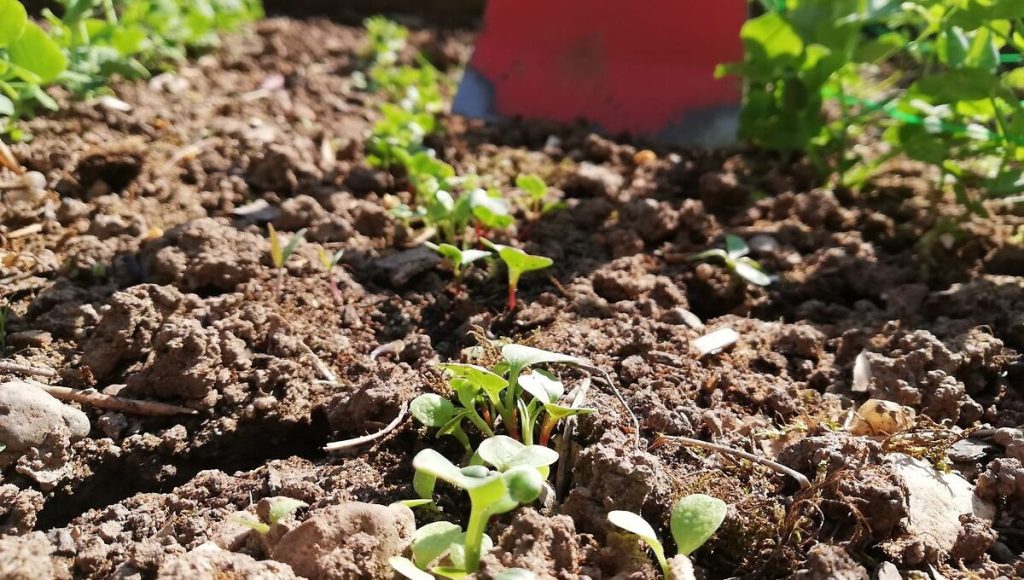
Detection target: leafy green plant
<box><xmin>608</xmin><ymin>494</ymin><xmax>728</xmax><ymax>578</ymax></box>
<box><xmin>410</xmin><ymin>342</ymin><xmax>589</xmax><ymax>447</ymax></box>
<box><xmin>405</xmin><ymin>447</ymin><xmax>549</xmax><ymax>574</ymax></box>
<box><xmin>481</xmin><ymin>239</ymin><xmax>553</xmax><ymax>310</ymax></box>
<box><xmin>722</xmin><ymin>0</ymin><xmax>1024</xmax><ymax>214</ymax></box>
<box><xmin>515</xmin><ymin>174</ymin><xmax>562</xmax><ymax>220</ymax></box>
<box><xmin>268</xmin><ymin>224</ymin><xmax>306</xmax><ymax>301</ymax></box>
<box><xmin>232</xmin><ymin>497</ymin><xmax>308</xmax><ymax>535</ymax></box>
<box><xmin>0</xmin><ymin>0</ymin><xmax>262</xmax><ymax>137</ymax></box>
<box><xmin>688</xmin><ymin>235</ymin><xmax>771</xmax><ymax>287</ymax></box>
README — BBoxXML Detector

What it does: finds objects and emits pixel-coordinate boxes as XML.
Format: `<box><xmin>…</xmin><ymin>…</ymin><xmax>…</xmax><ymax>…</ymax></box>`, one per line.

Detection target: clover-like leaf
<box><xmin>411</xmin><ymin>393</ymin><xmax>457</xmax><ymax>428</ymax></box>
<box><xmin>608</xmin><ymin>510</ymin><xmax>668</xmax><ymax>574</ymax></box>
<box><xmin>518</xmin><ymin>370</ymin><xmax>564</xmax><ymax>404</ymax></box>
<box><xmin>390</xmin><ymin>556</ymin><xmax>434</xmax><ymax>580</ymax></box>
<box><xmin>441</xmin><ymin>363</ymin><xmax>508</xmax><ymax>404</ymax></box>
<box><xmin>412</xmin><ymin>521</ymin><xmax>463</xmax><ymax>568</ymax></box>
<box><xmin>670</xmin><ymin>494</ymin><xmax>727</xmax><ymax>556</ymax></box>
<box><xmin>501</xmin><ymin>344</ymin><xmax>586</xmax><ymax>371</ymax></box>
<box><xmin>477</xmin><ymin>435</ymin><xmax>525</xmax><ymax>472</ymax></box>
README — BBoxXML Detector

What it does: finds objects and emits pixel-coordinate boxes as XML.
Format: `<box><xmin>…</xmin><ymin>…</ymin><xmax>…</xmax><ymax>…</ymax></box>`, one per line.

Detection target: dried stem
<box><xmin>22</xmin><ymin>380</ymin><xmax>197</xmax><ymax>416</ymax></box>
<box><xmin>324</xmin><ymin>402</ymin><xmax>408</xmax><ymax>452</ymax></box>
<box><xmin>653</xmin><ymin>434</ymin><xmax>811</xmax><ymax>490</ymax></box>
<box><xmin>0</xmin><ymin>360</ymin><xmax>58</xmax><ymax>377</ymax></box>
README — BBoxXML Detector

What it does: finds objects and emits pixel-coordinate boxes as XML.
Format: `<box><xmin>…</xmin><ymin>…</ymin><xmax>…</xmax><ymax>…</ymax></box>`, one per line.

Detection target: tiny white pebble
<box><xmin>693</xmin><ymin>328</ymin><xmax>739</xmax><ymax>357</ymax></box>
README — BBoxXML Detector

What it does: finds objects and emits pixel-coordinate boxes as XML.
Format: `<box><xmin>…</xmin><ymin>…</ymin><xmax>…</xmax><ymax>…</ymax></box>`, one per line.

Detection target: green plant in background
<box><xmin>482</xmin><ymin>239</ymin><xmax>554</xmax><ymax>310</ymax></box>
<box><xmin>424</xmin><ymin>242</ymin><xmax>490</xmax><ymax>284</ymax></box>
<box><xmin>410</xmin><ymin>343</ymin><xmax>590</xmax><ymax>448</ymax></box>
<box><xmin>722</xmin><ymin>0</ymin><xmax>1024</xmax><ymax>215</ymax></box>
<box><xmin>268</xmin><ymin>224</ymin><xmax>305</xmax><ymax>301</ymax></box>
<box><xmin>688</xmin><ymin>234</ymin><xmax>771</xmax><ymax>287</ymax></box>
<box><xmin>0</xmin><ymin>0</ymin><xmax>262</xmax><ymax>137</ymax></box>
<box><xmin>608</xmin><ymin>494</ymin><xmax>728</xmax><ymax>578</ymax></box>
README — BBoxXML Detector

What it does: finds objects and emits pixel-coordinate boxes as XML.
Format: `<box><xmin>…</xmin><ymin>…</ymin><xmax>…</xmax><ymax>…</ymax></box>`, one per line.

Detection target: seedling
<box><xmin>231</xmin><ymin>497</ymin><xmax>308</xmax><ymax>535</ymax></box>
<box><xmin>687</xmin><ymin>235</ymin><xmax>771</xmax><ymax>287</ymax></box>
<box><xmin>515</xmin><ymin>174</ymin><xmax>563</xmax><ymax>220</ymax></box>
<box><xmin>481</xmin><ymin>239</ymin><xmax>554</xmax><ymax>309</ymax></box>
<box><xmin>608</xmin><ymin>494</ymin><xmax>727</xmax><ymax>577</ymax></box>
<box><xmin>317</xmin><ymin>247</ymin><xmax>345</xmax><ymax>303</ymax></box>
<box><xmin>267</xmin><ymin>224</ymin><xmax>306</xmax><ymax>301</ymax></box>
<box><xmin>424</xmin><ymin>242</ymin><xmax>490</xmax><ymax>284</ymax></box>
<box><xmin>411</xmin><ymin>342</ymin><xmax>588</xmax><ymax>446</ymax></box>
<box><xmin>409</xmin><ymin>447</ymin><xmax>549</xmax><ymax>573</ymax></box>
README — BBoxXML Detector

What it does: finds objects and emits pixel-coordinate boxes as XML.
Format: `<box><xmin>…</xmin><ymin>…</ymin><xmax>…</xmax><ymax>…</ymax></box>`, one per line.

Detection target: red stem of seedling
<box><xmin>507</xmin><ymin>284</ymin><xmax>517</xmax><ymax>310</ymax></box>
<box><xmin>328</xmin><ymin>272</ymin><xmax>342</xmax><ymax>304</ymax></box>
<box><xmin>538</xmin><ymin>416</ymin><xmax>558</xmax><ymax>447</ymax></box>
<box><xmin>480</xmin><ymin>405</ymin><xmax>492</xmax><ymax>428</ymax></box>
<box><xmin>506</xmin><ymin>407</ymin><xmax>521</xmax><ymax>440</ymax></box>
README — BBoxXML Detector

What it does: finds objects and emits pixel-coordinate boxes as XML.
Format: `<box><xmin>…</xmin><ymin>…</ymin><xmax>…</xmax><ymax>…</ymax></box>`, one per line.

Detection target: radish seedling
<box><xmin>515</xmin><ymin>174</ymin><xmax>563</xmax><ymax>220</ymax></box>
<box><xmin>608</xmin><ymin>494</ymin><xmax>727</xmax><ymax>578</ymax></box>
<box><xmin>424</xmin><ymin>242</ymin><xmax>490</xmax><ymax>283</ymax></box>
<box><xmin>268</xmin><ymin>224</ymin><xmax>306</xmax><ymax>301</ymax></box>
<box><xmin>317</xmin><ymin>247</ymin><xmax>345</xmax><ymax>303</ymax></box>
<box><xmin>518</xmin><ymin>371</ymin><xmax>596</xmax><ymax>446</ymax></box>
<box><xmin>688</xmin><ymin>235</ymin><xmax>771</xmax><ymax>287</ymax></box>
<box><xmin>410</xmin><ymin>448</ymin><xmax>546</xmax><ymax>573</ymax></box>
<box><xmin>481</xmin><ymin>239</ymin><xmax>554</xmax><ymax>309</ymax></box>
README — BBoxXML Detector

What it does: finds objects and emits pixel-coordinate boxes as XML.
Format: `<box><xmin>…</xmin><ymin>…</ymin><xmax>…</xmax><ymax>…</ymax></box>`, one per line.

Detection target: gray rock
<box><xmin>0</xmin><ymin>381</ymin><xmax>90</xmax><ymax>454</ymax></box>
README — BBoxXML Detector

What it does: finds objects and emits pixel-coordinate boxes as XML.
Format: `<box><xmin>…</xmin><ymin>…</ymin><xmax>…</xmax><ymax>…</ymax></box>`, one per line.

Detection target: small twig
<box><xmin>653</xmin><ymin>434</ymin><xmax>811</xmax><ymax>490</ymax></box>
<box><xmin>0</xmin><ymin>138</ymin><xmax>23</xmax><ymax>174</ymax></box>
<box><xmin>7</xmin><ymin>223</ymin><xmax>43</xmax><ymax>239</ymax></box>
<box><xmin>0</xmin><ymin>360</ymin><xmax>58</xmax><ymax>377</ymax></box>
<box><xmin>324</xmin><ymin>402</ymin><xmax>408</xmax><ymax>452</ymax></box>
<box><xmin>300</xmin><ymin>342</ymin><xmax>336</xmax><ymax>383</ymax></box>
<box><xmin>546</xmin><ymin>274</ymin><xmax>570</xmax><ymax>298</ymax></box>
<box><xmin>572</xmin><ymin>363</ymin><xmax>641</xmax><ymax>449</ymax></box>
<box><xmin>556</xmin><ymin>377</ymin><xmax>590</xmax><ymax>499</ymax></box>
<box><xmin>21</xmin><ymin>380</ymin><xmax>198</xmax><ymax>416</ymax></box>
<box><xmin>370</xmin><ymin>340</ymin><xmax>405</xmax><ymax>362</ymax></box>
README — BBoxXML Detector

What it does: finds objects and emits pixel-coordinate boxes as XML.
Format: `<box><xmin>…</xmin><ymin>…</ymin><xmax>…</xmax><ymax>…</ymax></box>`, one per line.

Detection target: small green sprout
<box><xmin>268</xmin><ymin>224</ymin><xmax>307</xmax><ymax>301</ymax></box>
<box><xmin>410</xmin><ymin>448</ymin><xmax>548</xmax><ymax>573</ymax></box>
<box><xmin>481</xmin><ymin>239</ymin><xmax>554</xmax><ymax>310</ymax></box>
<box><xmin>515</xmin><ymin>174</ymin><xmax>563</xmax><ymax>219</ymax></box>
<box><xmin>424</xmin><ymin>242</ymin><xmax>490</xmax><ymax>283</ymax></box>
<box><xmin>410</xmin><ymin>342</ymin><xmax>588</xmax><ymax>446</ymax></box>
<box><xmin>231</xmin><ymin>497</ymin><xmax>308</xmax><ymax>535</ymax></box>
<box><xmin>688</xmin><ymin>235</ymin><xmax>771</xmax><ymax>287</ymax></box>
<box><xmin>608</xmin><ymin>494</ymin><xmax>727</xmax><ymax>577</ymax></box>
<box><xmin>317</xmin><ymin>247</ymin><xmax>345</xmax><ymax>303</ymax></box>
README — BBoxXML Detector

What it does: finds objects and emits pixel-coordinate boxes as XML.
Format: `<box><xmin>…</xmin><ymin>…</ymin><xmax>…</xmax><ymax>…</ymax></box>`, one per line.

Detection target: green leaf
<box><xmin>965</xmin><ymin>28</ymin><xmax>999</xmax><ymax>72</ymax></box>
<box><xmin>938</xmin><ymin>26</ymin><xmax>969</xmax><ymax>68</ymax></box>
<box><xmin>733</xmin><ymin>258</ymin><xmax>772</xmax><ymax>287</ymax></box>
<box><xmin>543</xmin><ymin>403</ymin><xmax>597</xmax><ymax>421</ymax></box>
<box><xmin>515</xmin><ymin>174</ymin><xmax>548</xmax><ymax>200</ymax></box>
<box><xmin>231</xmin><ymin>514</ymin><xmax>271</xmax><ymax>535</ymax></box>
<box><xmin>390</xmin><ymin>556</ymin><xmax>435</xmax><ymax>580</ymax></box>
<box><xmin>502</xmin><ymin>466</ymin><xmax>544</xmax><ymax>504</ymax></box>
<box><xmin>493</xmin><ymin>246</ymin><xmax>553</xmax><ymax>286</ymax></box>
<box><xmin>267</xmin><ymin>498</ymin><xmax>308</xmax><ymax>525</ymax></box>
<box><xmin>0</xmin><ymin>95</ymin><xmax>13</xmax><ymax>117</ymax></box>
<box><xmin>0</xmin><ymin>0</ymin><xmax>27</xmax><ymax>48</ymax></box>
<box><xmin>607</xmin><ymin>510</ymin><xmax>668</xmax><ymax>572</ymax></box>
<box><xmin>478</xmin><ymin>436</ymin><xmax>559</xmax><ymax>472</ymax></box>
<box><xmin>411</xmin><ymin>393</ymin><xmax>457</xmax><ymax>428</ymax></box>
<box><xmin>7</xmin><ymin>22</ymin><xmax>67</xmax><ymax>83</ymax></box>
<box><xmin>440</xmin><ymin>364</ymin><xmax>509</xmax><ymax>399</ymax></box>
<box><xmin>447</xmin><ymin>532</ymin><xmax>493</xmax><ymax>571</ymax></box>
<box><xmin>724</xmin><ymin>235</ymin><xmax>749</xmax><ymax>259</ymax></box>
<box><xmin>518</xmin><ymin>371</ymin><xmax>563</xmax><ymax>404</ymax></box>
<box><xmin>412</xmin><ymin>521</ymin><xmax>463</xmax><ymax>568</ymax></box>
<box><xmin>501</xmin><ymin>344</ymin><xmax>586</xmax><ymax>371</ymax></box>
<box><xmin>913</xmin><ymin>69</ymin><xmax>1002</xmax><ymax>102</ymax></box>
<box><xmin>740</xmin><ymin>12</ymin><xmax>804</xmax><ymax>67</ymax></box>
<box><xmin>670</xmin><ymin>494</ymin><xmax>727</xmax><ymax>556</ymax></box>
<box><xmin>494</xmin><ymin>570</ymin><xmax>538</xmax><ymax>580</ymax></box>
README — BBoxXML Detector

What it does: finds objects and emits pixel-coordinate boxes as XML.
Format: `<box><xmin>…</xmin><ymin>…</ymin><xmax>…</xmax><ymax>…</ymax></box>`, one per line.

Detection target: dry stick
<box><xmin>324</xmin><ymin>402</ymin><xmax>408</xmax><ymax>452</ymax></box>
<box><xmin>656</xmin><ymin>434</ymin><xmax>811</xmax><ymax>490</ymax></box>
<box><xmin>572</xmin><ymin>363</ymin><xmax>641</xmax><ymax>449</ymax></box>
<box><xmin>556</xmin><ymin>377</ymin><xmax>591</xmax><ymax>500</ymax></box>
<box><xmin>300</xmin><ymin>342</ymin><xmax>337</xmax><ymax>383</ymax></box>
<box><xmin>0</xmin><ymin>360</ymin><xmax>58</xmax><ymax>377</ymax></box>
<box><xmin>23</xmin><ymin>380</ymin><xmax>198</xmax><ymax>416</ymax></box>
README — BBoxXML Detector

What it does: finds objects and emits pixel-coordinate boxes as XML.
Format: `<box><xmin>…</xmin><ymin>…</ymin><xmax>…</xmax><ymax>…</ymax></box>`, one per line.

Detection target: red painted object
<box><xmin>453</xmin><ymin>0</ymin><xmax>747</xmax><ymax>146</ymax></box>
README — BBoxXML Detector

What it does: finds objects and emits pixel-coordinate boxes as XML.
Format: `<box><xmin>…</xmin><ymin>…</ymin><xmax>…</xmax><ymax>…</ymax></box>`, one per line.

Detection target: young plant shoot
<box><xmin>482</xmin><ymin>239</ymin><xmax>554</xmax><ymax>309</ymax></box>
<box><xmin>410</xmin><ymin>342</ymin><xmax>588</xmax><ymax>446</ymax></box>
<box><xmin>608</xmin><ymin>494</ymin><xmax>727</xmax><ymax>577</ymax></box>
<box><xmin>688</xmin><ymin>234</ymin><xmax>771</xmax><ymax>287</ymax></box>
<box><xmin>268</xmin><ymin>224</ymin><xmax>306</xmax><ymax>301</ymax></box>
<box><xmin>424</xmin><ymin>241</ymin><xmax>490</xmax><ymax>284</ymax></box>
<box><xmin>408</xmin><ymin>447</ymin><xmax>552</xmax><ymax>574</ymax></box>
<box><xmin>317</xmin><ymin>247</ymin><xmax>345</xmax><ymax>303</ymax></box>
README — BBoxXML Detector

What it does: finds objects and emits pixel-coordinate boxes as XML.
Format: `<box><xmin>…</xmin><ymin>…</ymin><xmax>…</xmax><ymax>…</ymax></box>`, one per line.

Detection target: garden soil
<box><xmin>1</xmin><ymin>16</ymin><xmax>1024</xmax><ymax>580</ymax></box>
